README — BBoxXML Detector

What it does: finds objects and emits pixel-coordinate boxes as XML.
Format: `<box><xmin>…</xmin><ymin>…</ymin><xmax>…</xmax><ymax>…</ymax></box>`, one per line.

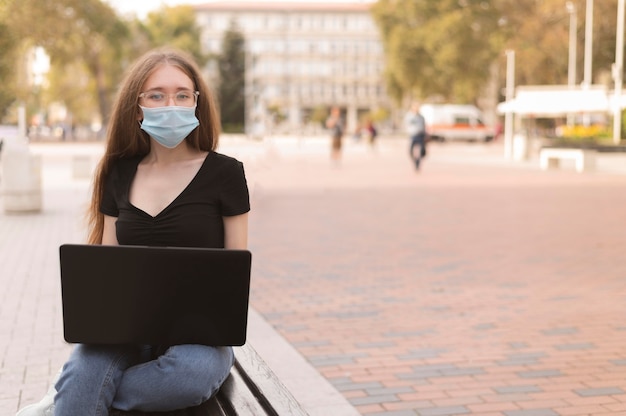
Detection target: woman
<box><xmin>325</xmin><ymin>106</ymin><xmax>344</xmax><ymax>163</ymax></box>
<box><xmin>17</xmin><ymin>48</ymin><xmax>250</xmax><ymax>415</ymax></box>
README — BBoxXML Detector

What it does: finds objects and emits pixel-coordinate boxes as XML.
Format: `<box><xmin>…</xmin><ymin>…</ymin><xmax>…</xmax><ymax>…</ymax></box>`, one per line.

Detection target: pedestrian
<box><xmin>325</xmin><ymin>106</ymin><xmax>344</xmax><ymax>163</ymax></box>
<box><xmin>365</xmin><ymin>119</ymin><xmax>378</xmax><ymax>148</ymax></box>
<box><xmin>404</xmin><ymin>102</ymin><xmax>427</xmax><ymax>170</ymax></box>
<box><xmin>16</xmin><ymin>47</ymin><xmax>250</xmax><ymax>415</ymax></box>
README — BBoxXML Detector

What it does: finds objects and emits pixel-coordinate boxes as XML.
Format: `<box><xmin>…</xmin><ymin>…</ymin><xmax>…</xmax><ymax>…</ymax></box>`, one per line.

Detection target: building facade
<box><xmin>193</xmin><ymin>1</ymin><xmax>388</xmax><ymax>135</ymax></box>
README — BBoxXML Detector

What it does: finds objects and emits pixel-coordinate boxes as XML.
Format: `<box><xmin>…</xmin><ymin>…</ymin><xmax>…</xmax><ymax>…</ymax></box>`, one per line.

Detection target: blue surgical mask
<box><xmin>140</xmin><ymin>105</ymin><xmax>199</xmax><ymax>148</ymax></box>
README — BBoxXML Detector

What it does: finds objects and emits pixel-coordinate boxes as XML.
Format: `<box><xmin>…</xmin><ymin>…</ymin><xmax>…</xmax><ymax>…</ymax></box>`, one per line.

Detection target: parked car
<box><xmin>420</xmin><ymin>104</ymin><xmax>494</xmax><ymax>142</ymax></box>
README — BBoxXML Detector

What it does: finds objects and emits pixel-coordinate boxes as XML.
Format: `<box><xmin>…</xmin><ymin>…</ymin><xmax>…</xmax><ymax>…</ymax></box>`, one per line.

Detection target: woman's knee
<box><xmin>57</xmin><ymin>345</ymin><xmax>139</xmax><ymax>390</ymax></box>
<box><xmin>55</xmin><ymin>345</ymin><xmax>141</xmax><ymax>415</ymax></box>
<box><xmin>160</xmin><ymin>345</ymin><xmax>234</xmax><ymax>400</ymax></box>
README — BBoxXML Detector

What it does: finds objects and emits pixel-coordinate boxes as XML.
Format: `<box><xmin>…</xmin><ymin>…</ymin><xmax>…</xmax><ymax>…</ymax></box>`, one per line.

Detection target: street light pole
<box><xmin>613</xmin><ymin>0</ymin><xmax>624</xmax><ymax>144</ymax></box>
<box><xmin>583</xmin><ymin>0</ymin><xmax>594</xmax><ymax>87</ymax></box>
<box><xmin>567</xmin><ymin>2</ymin><xmax>577</xmax><ymax>88</ymax></box>
<box><xmin>580</xmin><ymin>0</ymin><xmax>594</xmax><ymax>126</ymax></box>
<box><xmin>566</xmin><ymin>2</ymin><xmax>578</xmax><ymax>127</ymax></box>
<box><xmin>504</xmin><ymin>50</ymin><xmax>515</xmax><ymax>159</ymax></box>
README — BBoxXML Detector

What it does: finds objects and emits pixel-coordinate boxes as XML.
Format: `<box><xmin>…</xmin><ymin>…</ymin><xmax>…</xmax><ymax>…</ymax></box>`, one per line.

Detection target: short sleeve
<box><xmin>220</xmin><ymin>160</ymin><xmax>250</xmax><ymax>216</ymax></box>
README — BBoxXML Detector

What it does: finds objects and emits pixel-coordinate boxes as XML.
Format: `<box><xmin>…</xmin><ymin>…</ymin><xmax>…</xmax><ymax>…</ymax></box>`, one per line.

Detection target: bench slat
<box><xmin>213</xmin><ymin>367</ymin><xmax>270</xmax><ymax>415</ymax></box>
<box><xmin>233</xmin><ymin>344</ymin><xmax>309</xmax><ymax>416</ymax></box>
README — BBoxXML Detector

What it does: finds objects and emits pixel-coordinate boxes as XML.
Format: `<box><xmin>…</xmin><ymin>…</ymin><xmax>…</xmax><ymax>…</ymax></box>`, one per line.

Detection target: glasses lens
<box><xmin>174</xmin><ymin>91</ymin><xmax>196</xmax><ymax>106</ymax></box>
<box><xmin>140</xmin><ymin>90</ymin><xmax>198</xmax><ymax>107</ymax></box>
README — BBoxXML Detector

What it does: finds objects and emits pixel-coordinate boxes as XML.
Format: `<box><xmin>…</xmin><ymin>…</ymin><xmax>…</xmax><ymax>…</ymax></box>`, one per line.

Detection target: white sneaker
<box><xmin>15</xmin><ymin>398</ymin><xmax>54</xmax><ymax>415</ymax></box>
<box><xmin>16</xmin><ymin>385</ymin><xmax>56</xmax><ymax>416</ymax></box>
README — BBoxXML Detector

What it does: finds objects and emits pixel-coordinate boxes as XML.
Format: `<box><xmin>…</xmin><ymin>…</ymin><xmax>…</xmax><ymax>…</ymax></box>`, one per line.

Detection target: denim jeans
<box><xmin>54</xmin><ymin>344</ymin><xmax>234</xmax><ymax>415</ymax></box>
<box><xmin>409</xmin><ymin>133</ymin><xmax>426</xmax><ymax>168</ymax></box>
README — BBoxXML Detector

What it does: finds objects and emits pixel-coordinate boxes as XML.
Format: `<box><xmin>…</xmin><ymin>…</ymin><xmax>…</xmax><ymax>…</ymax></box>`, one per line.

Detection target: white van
<box><xmin>420</xmin><ymin>104</ymin><xmax>494</xmax><ymax>142</ymax></box>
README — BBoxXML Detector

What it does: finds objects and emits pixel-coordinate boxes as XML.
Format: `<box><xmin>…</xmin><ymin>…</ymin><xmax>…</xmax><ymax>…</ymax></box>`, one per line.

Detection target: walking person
<box><xmin>365</xmin><ymin>119</ymin><xmax>378</xmax><ymax>150</ymax></box>
<box><xmin>16</xmin><ymin>47</ymin><xmax>250</xmax><ymax>415</ymax></box>
<box><xmin>404</xmin><ymin>102</ymin><xmax>427</xmax><ymax>170</ymax></box>
<box><xmin>325</xmin><ymin>106</ymin><xmax>344</xmax><ymax>164</ymax></box>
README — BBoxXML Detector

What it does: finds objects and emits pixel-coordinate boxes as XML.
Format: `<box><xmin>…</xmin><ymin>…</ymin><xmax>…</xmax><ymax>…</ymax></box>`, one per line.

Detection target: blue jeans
<box><xmin>409</xmin><ymin>133</ymin><xmax>426</xmax><ymax>168</ymax></box>
<box><xmin>54</xmin><ymin>344</ymin><xmax>234</xmax><ymax>415</ymax></box>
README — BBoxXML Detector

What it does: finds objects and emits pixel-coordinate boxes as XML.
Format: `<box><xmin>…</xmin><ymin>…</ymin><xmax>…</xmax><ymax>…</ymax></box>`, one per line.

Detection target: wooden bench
<box><xmin>109</xmin><ymin>343</ymin><xmax>309</xmax><ymax>416</ymax></box>
<box><xmin>539</xmin><ymin>147</ymin><xmax>596</xmax><ymax>173</ymax></box>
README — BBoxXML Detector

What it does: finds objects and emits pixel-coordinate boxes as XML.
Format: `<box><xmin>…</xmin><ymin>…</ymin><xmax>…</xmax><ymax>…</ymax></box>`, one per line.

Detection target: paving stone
<box><xmin>554</xmin><ymin>343</ymin><xmax>595</xmax><ymax>351</ymax></box>
<box><xmin>349</xmin><ymin>394</ymin><xmax>401</xmax><ymax>406</ymax></box>
<box><xmin>517</xmin><ymin>370</ymin><xmax>564</xmax><ymax>379</ymax></box>
<box><xmin>494</xmin><ymin>385</ymin><xmax>543</xmax><ymax>394</ymax></box>
<box><xmin>574</xmin><ymin>387</ymin><xmax>625</xmax><ymax>397</ymax></box>
<box><xmin>335</xmin><ymin>382</ymin><xmax>384</xmax><ymax>392</ymax></box>
<box><xmin>365</xmin><ymin>386</ymin><xmax>416</xmax><ymax>396</ymax></box>
<box><xmin>417</xmin><ymin>406</ymin><xmax>471</xmax><ymax>416</ymax></box>
<box><xmin>309</xmin><ymin>353</ymin><xmax>369</xmax><ymax>367</ymax></box>
<box><xmin>541</xmin><ymin>327</ymin><xmax>579</xmax><ymax>335</ymax></box>
<box><xmin>397</xmin><ymin>348</ymin><xmax>447</xmax><ymax>360</ymax></box>
<box><xmin>504</xmin><ymin>410</ymin><xmax>558</xmax><ymax>416</ymax></box>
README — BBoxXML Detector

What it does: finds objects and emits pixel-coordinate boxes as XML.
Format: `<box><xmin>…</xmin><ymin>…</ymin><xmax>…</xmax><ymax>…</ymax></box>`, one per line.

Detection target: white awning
<box><xmin>497</xmin><ymin>86</ymin><xmax>613</xmax><ymax>116</ymax></box>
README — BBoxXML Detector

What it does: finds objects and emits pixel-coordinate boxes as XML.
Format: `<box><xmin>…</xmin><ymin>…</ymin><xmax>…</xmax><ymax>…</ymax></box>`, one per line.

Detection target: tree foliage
<box><xmin>372</xmin><ymin>0</ymin><xmax>504</xmax><ymax>104</ymax></box>
<box><xmin>0</xmin><ymin>19</ymin><xmax>19</xmax><ymax>118</ymax></box>
<box><xmin>503</xmin><ymin>0</ymin><xmax>620</xmax><ymax>87</ymax></box>
<box><xmin>371</xmin><ymin>0</ymin><xmax>623</xmax><ymax>105</ymax></box>
<box><xmin>0</xmin><ymin>2</ymin><xmax>207</xmax><ymax>130</ymax></box>
<box><xmin>140</xmin><ymin>5</ymin><xmax>208</xmax><ymax>67</ymax></box>
<box><xmin>217</xmin><ymin>21</ymin><xmax>245</xmax><ymax>132</ymax></box>
<box><xmin>2</xmin><ymin>0</ymin><xmax>129</xmax><ymax>128</ymax></box>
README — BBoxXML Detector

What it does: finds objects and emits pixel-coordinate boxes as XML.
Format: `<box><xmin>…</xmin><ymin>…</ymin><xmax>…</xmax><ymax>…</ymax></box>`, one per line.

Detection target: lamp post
<box><xmin>583</xmin><ymin>0</ymin><xmax>593</xmax><ymax>87</ymax></box>
<box><xmin>566</xmin><ymin>2</ymin><xmax>577</xmax><ymax>88</ymax></box>
<box><xmin>566</xmin><ymin>1</ymin><xmax>577</xmax><ymax>127</ymax></box>
<box><xmin>504</xmin><ymin>50</ymin><xmax>515</xmax><ymax>159</ymax></box>
<box><xmin>614</xmin><ymin>0</ymin><xmax>625</xmax><ymax>144</ymax></box>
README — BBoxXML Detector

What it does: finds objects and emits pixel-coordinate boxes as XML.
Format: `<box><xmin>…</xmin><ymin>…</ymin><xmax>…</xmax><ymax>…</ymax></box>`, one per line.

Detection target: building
<box><xmin>193</xmin><ymin>1</ymin><xmax>388</xmax><ymax>135</ymax></box>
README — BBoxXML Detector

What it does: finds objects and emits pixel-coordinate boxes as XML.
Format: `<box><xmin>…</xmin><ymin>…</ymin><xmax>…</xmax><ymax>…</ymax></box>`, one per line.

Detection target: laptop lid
<box><xmin>59</xmin><ymin>244</ymin><xmax>252</xmax><ymax>346</ymax></box>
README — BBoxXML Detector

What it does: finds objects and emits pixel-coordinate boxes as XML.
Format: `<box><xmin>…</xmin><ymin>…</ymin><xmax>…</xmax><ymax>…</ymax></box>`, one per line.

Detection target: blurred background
<box><xmin>0</xmin><ymin>0</ymin><xmax>625</xmax><ymax>146</ymax></box>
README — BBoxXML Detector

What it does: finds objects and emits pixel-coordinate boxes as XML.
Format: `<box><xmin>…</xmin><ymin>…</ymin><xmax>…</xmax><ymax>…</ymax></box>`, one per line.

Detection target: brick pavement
<box><xmin>247</xmin><ymin>140</ymin><xmax>626</xmax><ymax>415</ymax></box>
<box><xmin>2</xmin><ymin>137</ymin><xmax>626</xmax><ymax>415</ymax></box>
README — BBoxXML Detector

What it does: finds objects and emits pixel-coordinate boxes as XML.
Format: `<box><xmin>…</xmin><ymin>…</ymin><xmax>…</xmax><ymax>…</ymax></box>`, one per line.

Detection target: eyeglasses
<box><xmin>139</xmin><ymin>90</ymin><xmax>199</xmax><ymax>107</ymax></box>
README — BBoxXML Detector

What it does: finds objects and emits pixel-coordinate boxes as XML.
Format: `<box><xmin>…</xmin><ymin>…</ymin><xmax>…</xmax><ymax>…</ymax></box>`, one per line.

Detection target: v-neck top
<box><xmin>100</xmin><ymin>151</ymin><xmax>250</xmax><ymax>248</ymax></box>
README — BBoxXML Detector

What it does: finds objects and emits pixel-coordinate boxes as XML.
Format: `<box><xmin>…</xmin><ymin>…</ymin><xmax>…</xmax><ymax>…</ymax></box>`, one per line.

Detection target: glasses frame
<box><xmin>138</xmin><ymin>90</ymin><xmax>200</xmax><ymax>107</ymax></box>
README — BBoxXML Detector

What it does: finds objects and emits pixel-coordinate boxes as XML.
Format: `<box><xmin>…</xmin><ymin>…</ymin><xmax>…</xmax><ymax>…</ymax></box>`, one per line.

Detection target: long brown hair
<box><xmin>86</xmin><ymin>48</ymin><xmax>221</xmax><ymax>244</ymax></box>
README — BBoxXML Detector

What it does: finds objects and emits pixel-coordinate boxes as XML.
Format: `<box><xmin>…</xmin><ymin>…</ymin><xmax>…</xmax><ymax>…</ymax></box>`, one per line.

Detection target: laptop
<box><xmin>59</xmin><ymin>244</ymin><xmax>252</xmax><ymax>346</ymax></box>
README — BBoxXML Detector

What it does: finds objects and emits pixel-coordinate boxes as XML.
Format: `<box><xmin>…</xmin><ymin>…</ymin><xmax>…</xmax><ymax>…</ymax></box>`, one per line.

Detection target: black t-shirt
<box><xmin>100</xmin><ymin>152</ymin><xmax>250</xmax><ymax>248</ymax></box>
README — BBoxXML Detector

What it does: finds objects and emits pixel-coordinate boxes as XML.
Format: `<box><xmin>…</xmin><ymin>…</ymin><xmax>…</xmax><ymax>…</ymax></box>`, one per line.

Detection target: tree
<box><xmin>371</xmin><ymin>0</ymin><xmax>503</xmax><ymax>104</ymax></box>
<box><xmin>0</xmin><ymin>0</ymin><xmax>26</xmax><ymax>121</ymax></box>
<box><xmin>217</xmin><ymin>21</ymin><xmax>245</xmax><ymax>132</ymax></box>
<box><xmin>1</xmin><ymin>1</ymin><xmax>208</xmax><ymax>132</ymax></box>
<box><xmin>492</xmin><ymin>0</ymin><xmax>623</xmax><ymax>104</ymax></box>
<box><xmin>371</xmin><ymin>0</ymin><xmax>624</xmax><ymax>106</ymax></box>
<box><xmin>140</xmin><ymin>5</ymin><xmax>208</xmax><ymax>66</ymax></box>
<box><xmin>0</xmin><ymin>19</ymin><xmax>20</xmax><ymax>120</ymax></box>
<box><xmin>4</xmin><ymin>0</ymin><xmax>130</xmax><ymax>131</ymax></box>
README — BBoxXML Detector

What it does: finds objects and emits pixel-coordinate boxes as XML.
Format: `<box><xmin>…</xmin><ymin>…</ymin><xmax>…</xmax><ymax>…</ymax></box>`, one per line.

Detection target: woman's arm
<box><xmin>101</xmin><ymin>215</ymin><xmax>119</xmax><ymax>245</ymax></box>
<box><xmin>223</xmin><ymin>213</ymin><xmax>249</xmax><ymax>250</ymax></box>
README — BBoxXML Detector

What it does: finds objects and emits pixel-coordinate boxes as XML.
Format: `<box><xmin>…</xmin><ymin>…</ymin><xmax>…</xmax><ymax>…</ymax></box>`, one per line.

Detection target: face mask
<box><xmin>139</xmin><ymin>105</ymin><xmax>199</xmax><ymax>149</ymax></box>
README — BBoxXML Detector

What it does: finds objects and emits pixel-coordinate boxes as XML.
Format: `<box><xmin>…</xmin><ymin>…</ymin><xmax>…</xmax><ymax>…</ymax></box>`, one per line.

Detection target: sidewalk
<box><xmin>2</xmin><ymin>136</ymin><xmax>626</xmax><ymax>415</ymax></box>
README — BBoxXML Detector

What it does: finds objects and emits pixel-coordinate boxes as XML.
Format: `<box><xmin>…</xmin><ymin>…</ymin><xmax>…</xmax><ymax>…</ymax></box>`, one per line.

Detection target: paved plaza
<box><xmin>2</xmin><ymin>136</ymin><xmax>626</xmax><ymax>415</ymax></box>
